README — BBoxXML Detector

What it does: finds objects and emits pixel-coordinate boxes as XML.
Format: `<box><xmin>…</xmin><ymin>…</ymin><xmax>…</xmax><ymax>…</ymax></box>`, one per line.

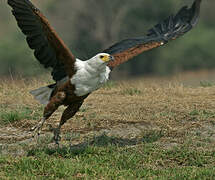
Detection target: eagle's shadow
<box><xmin>27</xmin><ymin>131</ymin><xmax>163</xmax><ymax>157</ymax></box>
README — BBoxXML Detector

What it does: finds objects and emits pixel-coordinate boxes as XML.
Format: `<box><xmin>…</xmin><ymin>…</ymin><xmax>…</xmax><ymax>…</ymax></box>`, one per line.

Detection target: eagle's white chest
<box><xmin>70</xmin><ymin>59</ymin><xmax>111</xmax><ymax>96</ymax></box>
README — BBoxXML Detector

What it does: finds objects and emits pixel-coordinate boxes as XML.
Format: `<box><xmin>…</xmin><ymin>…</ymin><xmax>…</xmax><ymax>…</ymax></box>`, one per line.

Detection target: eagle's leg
<box><xmin>31</xmin><ymin>92</ymin><xmax>66</xmax><ymax>139</ymax></box>
<box><xmin>52</xmin><ymin>100</ymin><xmax>84</xmax><ymax>144</ymax></box>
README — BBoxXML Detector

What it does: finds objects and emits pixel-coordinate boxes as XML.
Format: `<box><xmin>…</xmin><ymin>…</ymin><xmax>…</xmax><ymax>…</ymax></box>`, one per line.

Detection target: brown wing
<box><xmin>8</xmin><ymin>0</ymin><xmax>76</xmax><ymax>81</ymax></box>
<box><xmin>104</xmin><ymin>0</ymin><xmax>202</xmax><ymax>69</ymax></box>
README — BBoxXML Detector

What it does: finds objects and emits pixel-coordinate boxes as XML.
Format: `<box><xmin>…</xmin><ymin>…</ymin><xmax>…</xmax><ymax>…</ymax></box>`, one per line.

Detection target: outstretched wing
<box><xmin>104</xmin><ymin>0</ymin><xmax>202</xmax><ymax>69</ymax></box>
<box><xmin>8</xmin><ymin>0</ymin><xmax>76</xmax><ymax>81</ymax></box>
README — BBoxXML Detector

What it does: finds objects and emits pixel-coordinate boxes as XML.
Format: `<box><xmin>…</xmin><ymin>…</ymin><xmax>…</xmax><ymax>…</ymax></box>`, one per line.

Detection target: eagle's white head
<box><xmin>86</xmin><ymin>53</ymin><xmax>114</xmax><ymax>71</ymax></box>
<box><xmin>91</xmin><ymin>53</ymin><xmax>114</xmax><ymax>64</ymax></box>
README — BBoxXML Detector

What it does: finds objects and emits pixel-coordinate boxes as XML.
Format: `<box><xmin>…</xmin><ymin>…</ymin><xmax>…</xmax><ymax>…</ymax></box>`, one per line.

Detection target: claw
<box><xmin>31</xmin><ymin>117</ymin><xmax>46</xmax><ymax>140</ymax></box>
<box><xmin>51</xmin><ymin>127</ymin><xmax>61</xmax><ymax>145</ymax></box>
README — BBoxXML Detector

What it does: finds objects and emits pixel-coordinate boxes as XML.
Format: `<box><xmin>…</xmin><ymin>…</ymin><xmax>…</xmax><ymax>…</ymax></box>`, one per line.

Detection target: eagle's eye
<box><xmin>100</xmin><ymin>55</ymin><xmax>105</xmax><ymax>59</ymax></box>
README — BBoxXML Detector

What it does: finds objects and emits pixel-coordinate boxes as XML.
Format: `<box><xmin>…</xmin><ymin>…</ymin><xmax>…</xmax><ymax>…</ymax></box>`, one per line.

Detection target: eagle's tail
<box><xmin>30</xmin><ymin>84</ymin><xmax>56</xmax><ymax>105</ymax></box>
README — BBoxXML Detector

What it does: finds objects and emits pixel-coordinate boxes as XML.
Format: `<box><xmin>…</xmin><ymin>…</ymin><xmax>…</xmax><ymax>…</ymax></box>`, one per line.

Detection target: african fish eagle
<box><xmin>8</xmin><ymin>0</ymin><xmax>202</xmax><ymax>144</ymax></box>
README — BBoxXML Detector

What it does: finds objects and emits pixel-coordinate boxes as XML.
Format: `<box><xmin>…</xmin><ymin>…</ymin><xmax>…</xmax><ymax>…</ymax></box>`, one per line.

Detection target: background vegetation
<box><xmin>0</xmin><ymin>0</ymin><xmax>215</xmax><ymax>78</ymax></box>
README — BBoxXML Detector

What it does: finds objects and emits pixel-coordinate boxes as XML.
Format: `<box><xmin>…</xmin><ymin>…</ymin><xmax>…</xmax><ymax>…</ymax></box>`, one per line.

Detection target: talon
<box><xmin>30</xmin><ymin>126</ymin><xmax>36</xmax><ymax>131</ymax></box>
<box><xmin>51</xmin><ymin>128</ymin><xmax>61</xmax><ymax>144</ymax></box>
<box><xmin>31</xmin><ymin>117</ymin><xmax>46</xmax><ymax>141</ymax></box>
<box><xmin>48</xmin><ymin>124</ymin><xmax>54</xmax><ymax>131</ymax></box>
<box><xmin>52</xmin><ymin>135</ymin><xmax>61</xmax><ymax>145</ymax></box>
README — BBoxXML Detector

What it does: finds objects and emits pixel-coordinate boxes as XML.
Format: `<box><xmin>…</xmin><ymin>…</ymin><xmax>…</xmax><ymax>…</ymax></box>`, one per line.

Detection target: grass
<box><xmin>1</xmin><ymin>142</ymin><xmax>215</xmax><ymax>179</ymax></box>
<box><xmin>102</xmin><ymin>80</ymin><xmax>118</xmax><ymax>90</ymax></box>
<box><xmin>0</xmin><ymin>107</ymin><xmax>34</xmax><ymax>125</ymax></box>
<box><xmin>1</xmin><ymin>111</ymin><xmax>23</xmax><ymax>124</ymax></box>
<box><xmin>121</xmin><ymin>88</ymin><xmax>142</xmax><ymax>96</ymax></box>
<box><xmin>0</xmin><ymin>73</ymin><xmax>215</xmax><ymax>179</ymax></box>
<box><xmin>200</xmin><ymin>80</ymin><xmax>214</xmax><ymax>87</ymax></box>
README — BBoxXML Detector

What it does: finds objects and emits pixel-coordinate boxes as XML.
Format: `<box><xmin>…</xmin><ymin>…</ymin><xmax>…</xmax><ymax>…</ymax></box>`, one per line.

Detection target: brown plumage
<box><xmin>107</xmin><ymin>42</ymin><xmax>164</xmax><ymax>68</ymax></box>
<box><xmin>8</xmin><ymin>0</ymin><xmax>202</xmax><ymax>144</ymax></box>
<box><xmin>34</xmin><ymin>9</ymin><xmax>77</xmax><ymax>78</ymax></box>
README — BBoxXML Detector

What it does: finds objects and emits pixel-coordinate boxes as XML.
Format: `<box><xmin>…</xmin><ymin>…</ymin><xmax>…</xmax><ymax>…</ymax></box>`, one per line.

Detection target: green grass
<box><xmin>0</xmin><ymin>105</ymin><xmax>43</xmax><ymax>125</ymax></box>
<box><xmin>1</xmin><ymin>140</ymin><xmax>215</xmax><ymax>179</ymax></box>
<box><xmin>122</xmin><ymin>88</ymin><xmax>142</xmax><ymax>96</ymax></box>
<box><xmin>102</xmin><ymin>81</ymin><xmax>118</xmax><ymax>90</ymax></box>
<box><xmin>0</xmin><ymin>107</ymin><xmax>34</xmax><ymax>125</ymax></box>
<box><xmin>0</xmin><ymin>111</ymin><xmax>22</xmax><ymax>124</ymax></box>
<box><xmin>200</xmin><ymin>81</ymin><xmax>214</xmax><ymax>87</ymax></box>
<box><xmin>189</xmin><ymin>109</ymin><xmax>215</xmax><ymax>120</ymax></box>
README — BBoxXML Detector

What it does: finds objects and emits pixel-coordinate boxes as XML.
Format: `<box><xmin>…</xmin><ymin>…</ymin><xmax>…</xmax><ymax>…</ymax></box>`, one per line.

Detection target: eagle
<box><xmin>8</xmin><ymin>0</ymin><xmax>202</xmax><ymax>144</ymax></box>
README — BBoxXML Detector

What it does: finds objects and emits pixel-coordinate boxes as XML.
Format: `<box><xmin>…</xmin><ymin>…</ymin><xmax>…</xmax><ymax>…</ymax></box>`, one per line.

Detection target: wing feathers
<box><xmin>34</xmin><ymin>46</ymin><xmax>57</xmax><ymax>68</ymax></box>
<box><xmin>12</xmin><ymin>13</ymin><xmax>36</xmax><ymax>21</ymax></box>
<box><xmin>27</xmin><ymin>35</ymin><xmax>47</xmax><ymax>49</ymax></box>
<box><xmin>108</xmin><ymin>42</ymin><xmax>163</xmax><ymax>68</ymax></box>
<box><xmin>104</xmin><ymin>0</ymin><xmax>201</xmax><ymax>69</ymax></box>
<box><xmin>8</xmin><ymin>0</ymin><xmax>76</xmax><ymax>81</ymax></box>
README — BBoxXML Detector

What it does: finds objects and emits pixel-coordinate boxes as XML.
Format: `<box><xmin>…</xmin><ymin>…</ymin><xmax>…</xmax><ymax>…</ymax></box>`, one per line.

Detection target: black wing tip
<box><xmin>175</xmin><ymin>0</ymin><xmax>202</xmax><ymax>27</ymax></box>
<box><xmin>148</xmin><ymin>0</ymin><xmax>202</xmax><ymax>42</ymax></box>
<box><xmin>190</xmin><ymin>0</ymin><xmax>202</xmax><ymax>27</ymax></box>
<box><xmin>8</xmin><ymin>0</ymin><xmax>38</xmax><ymax>12</ymax></box>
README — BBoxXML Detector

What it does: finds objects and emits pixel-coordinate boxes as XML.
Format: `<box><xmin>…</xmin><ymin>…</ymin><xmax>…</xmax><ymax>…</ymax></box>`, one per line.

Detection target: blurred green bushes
<box><xmin>0</xmin><ymin>0</ymin><xmax>214</xmax><ymax>78</ymax></box>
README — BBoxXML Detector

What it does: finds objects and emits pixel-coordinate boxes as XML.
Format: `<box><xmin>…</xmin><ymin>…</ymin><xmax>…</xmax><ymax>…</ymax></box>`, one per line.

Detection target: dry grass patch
<box><xmin>0</xmin><ymin>77</ymin><xmax>215</xmax><ymax>143</ymax></box>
